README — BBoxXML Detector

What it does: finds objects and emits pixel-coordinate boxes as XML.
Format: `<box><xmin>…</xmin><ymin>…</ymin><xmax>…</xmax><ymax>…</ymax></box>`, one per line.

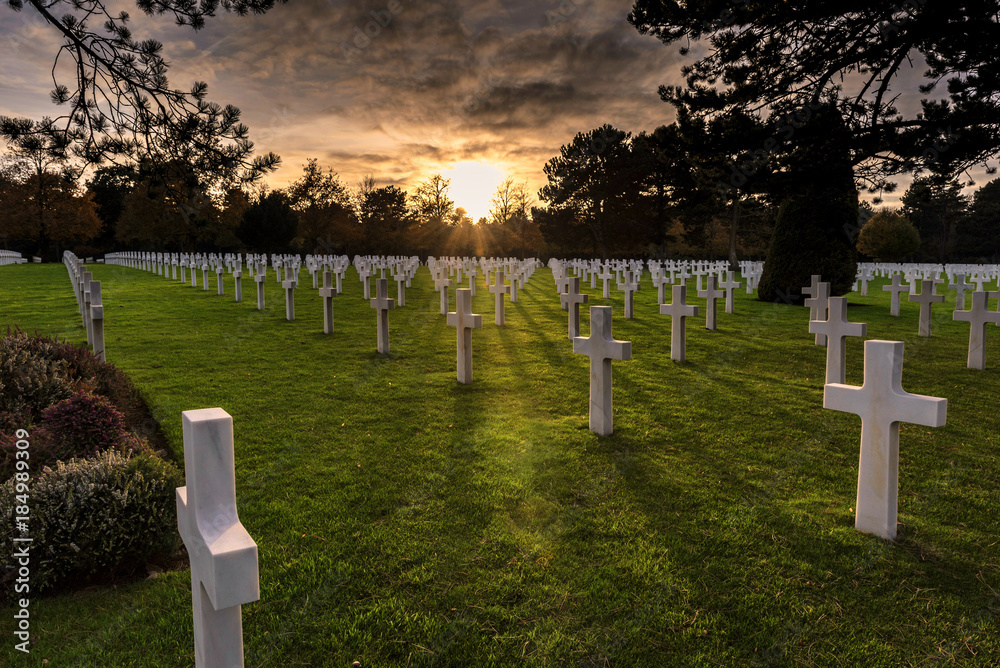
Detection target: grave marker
<box><xmin>370</xmin><ymin>278</ymin><xmax>395</xmax><ymax>354</ymax></box>
<box><xmin>282</xmin><ymin>277</ymin><xmax>297</xmax><ymax>321</ymax></box>
<box><xmin>809</xmin><ymin>296</ymin><xmax>867</xmax><ymax>384</ymax></box>
<box><xmin>446</xmin><ymin>288</ymin><xmax>482</xmax><ymax>384</ymax></box>
<box><xmin>882</xmin><ymin>274</ymin><xmax>908</xmax><ymax>317</ymax></box>
<box><xmin>824</xmin><ymin>340</ymin><xmax>947</xmax><ymax>540</ymax></box>
<box><xmin>697</xmin><ymin>276</ymin><xmax>725</xmax><ymax>330</ymax></box>
<box><xmin>952</xmin><ymin>291</ymin><xmax>1000</xmax><ymax>369</ymax></box>
<box><xmin>803</xmin><ymin>280</ymin><xmax>830</xmax><ymax>346</ymax></box>
<box><xmin>660</xmin><ymin>285</ymin><xmax>698</xmax><ymax>362</ymax></box>
<box><xmin>560</xmin><ymin>277</ymin><xmax>589</xmax><ymax>339</ymax></box>
<box><xmin>908</xmin><ymin>280</ymin><xmax>945</xmax><ymax>337</ymax></box>
<box><xmin>90</xmin><ymin>281</ymin><xmax>105</xmax><ymax>363</ymax></box>
<box><xmin>176</xmin><ymin>408</ymin><xmax>259</xmax><ymax>667</ymax></box>
<box><xmin>490</xmin><ymin>270</ymin><xmax>510</xmax><ymax>326</ymax></box>
<box><xmin>573</xmin><ymin>306</ymin><xmax>631</xmax><ymax>436</ymax></box>
<box><xmin>319</xmin><ymin>271</ymin><xmax>336</xmax><ymax>334</ymax></box>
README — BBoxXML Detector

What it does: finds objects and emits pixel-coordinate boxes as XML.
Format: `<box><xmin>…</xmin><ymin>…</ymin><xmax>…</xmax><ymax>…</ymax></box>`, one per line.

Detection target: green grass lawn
<box><xmin>1</xmin><ymin>261</ymin><xmax>998</xmax><ymax>667</ymax></box>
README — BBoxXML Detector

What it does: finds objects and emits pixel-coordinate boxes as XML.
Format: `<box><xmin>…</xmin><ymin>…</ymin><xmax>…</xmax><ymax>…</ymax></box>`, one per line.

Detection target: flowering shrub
<box><xmin>0</xmin><ymin>451</ymin><xmax>183</xmax><ymax>594</ymax></box>
<box><xmin>36</xmin><ymin>391</ymin><xmax>127</xmax><ymax>461</ymax></box>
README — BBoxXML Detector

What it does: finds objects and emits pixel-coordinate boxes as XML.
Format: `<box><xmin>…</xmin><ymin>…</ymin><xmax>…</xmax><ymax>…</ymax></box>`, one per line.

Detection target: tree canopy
<box><xmin>1</xmin><ymin>0</ymin><xmax>283</xmax><ymax>186</ymax></box>
<box><xmin>628</xmin><ymin>1</ymin><xmax>1000</xmax><ymax>194</ymax></box>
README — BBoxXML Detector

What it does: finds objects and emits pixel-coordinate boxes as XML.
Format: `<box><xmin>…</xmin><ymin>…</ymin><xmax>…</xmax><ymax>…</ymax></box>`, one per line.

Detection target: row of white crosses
<box><xmin>0</xmin><ymin>250</ymin><xmax>25</xmax><ymax>265</ymax></box>
<box><xmin>62</xmin><ymin>251</ymin><xmax>106</xmax><ymax>362</ymax></box>
<box><xmin>806</xmin><ymin>274</ymin><xmax>950</xmax><ymax>540</ymax></box>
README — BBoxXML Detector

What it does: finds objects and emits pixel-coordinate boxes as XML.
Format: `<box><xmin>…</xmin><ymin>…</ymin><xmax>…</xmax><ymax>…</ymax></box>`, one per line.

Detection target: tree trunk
<box><xmin>728</xmin><ymin>196</ymin><xmax>740</xmax><ymax>272</ymax></box>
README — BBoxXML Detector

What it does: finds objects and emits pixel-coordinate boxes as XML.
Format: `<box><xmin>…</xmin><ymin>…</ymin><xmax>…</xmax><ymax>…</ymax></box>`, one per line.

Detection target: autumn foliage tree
<box><xmin>856</xmin><ymin>211</ymin><xmax>921</xmax><ymax>262</ymax></box>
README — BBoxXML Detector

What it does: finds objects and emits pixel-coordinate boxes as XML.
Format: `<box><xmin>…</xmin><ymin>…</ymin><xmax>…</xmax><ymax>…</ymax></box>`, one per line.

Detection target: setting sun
<box><xmin>441</xmin><ymin>162</ymin><xmax>506</xmax><ymax>223</ymax></box>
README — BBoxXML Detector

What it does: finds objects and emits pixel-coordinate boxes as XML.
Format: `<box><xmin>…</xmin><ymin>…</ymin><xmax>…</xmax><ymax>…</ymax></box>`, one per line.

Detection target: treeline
<box><xmin>3</xmin><ymin>125</ymin><xmax>999</xmax><ymax>263</ymax></box>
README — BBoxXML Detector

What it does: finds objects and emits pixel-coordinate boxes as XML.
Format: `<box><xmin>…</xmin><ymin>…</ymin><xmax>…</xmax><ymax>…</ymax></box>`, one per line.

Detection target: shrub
<box><xmin>36</xmin><ymin>391</ymin><xmax>127</xmax><ymax>460</ymax></box>
<box><xmin>0</xmin><ymin>450</ymin><xmax>183</xmax><ymax>594</ymax></box>
<box><xmin>0</xmin><ymin>332</ymin><xmax>74</xmax><ymax>419</ymax></box>
<box><xmin>856</xmin><ymin>210</ymin><xmax>921</xmax><ymax>261</ymax></box>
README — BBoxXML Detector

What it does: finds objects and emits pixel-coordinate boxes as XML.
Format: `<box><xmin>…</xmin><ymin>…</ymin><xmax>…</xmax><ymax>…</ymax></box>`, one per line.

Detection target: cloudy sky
<box><xmin>0</xmin><ymin>0</ymin><xmax>688</xmax><ymax>220</ymax></box>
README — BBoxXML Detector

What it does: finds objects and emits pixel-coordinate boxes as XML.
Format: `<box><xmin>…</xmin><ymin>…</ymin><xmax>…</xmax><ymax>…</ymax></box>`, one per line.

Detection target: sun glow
<box><xmin>441</xmin><ymin>161</ymin><xmax>506</xmax><ymax>223</ymax></box>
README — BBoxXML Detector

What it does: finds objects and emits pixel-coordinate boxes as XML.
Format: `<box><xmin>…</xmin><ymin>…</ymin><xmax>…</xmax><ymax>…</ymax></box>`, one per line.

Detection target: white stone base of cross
<box><xmin>823</xmin><ymin>340</ymin><xmax>947</xmax><ymax>540</ymax></box>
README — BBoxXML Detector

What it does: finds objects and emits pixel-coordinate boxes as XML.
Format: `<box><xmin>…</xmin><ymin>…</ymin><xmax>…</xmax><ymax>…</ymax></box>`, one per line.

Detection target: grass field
<box><xmin>1</xmin><ymin>261</ymin><xmax>998</xmax><ymax>667</ymax></box>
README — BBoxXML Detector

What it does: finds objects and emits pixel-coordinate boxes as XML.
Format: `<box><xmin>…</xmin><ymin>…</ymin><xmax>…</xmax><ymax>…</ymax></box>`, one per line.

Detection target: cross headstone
<box><xmin>446</xmin><ymin>288</ymin><xmax>482</xmax><ymax>384</ymax></box>
<box><xmin>953</xmin><ymin>291</ymin><xmax>1000</xmax><ymax>369</ymax></box>
<box><xmin>254</xmin><ymin>265</ymin><xmax>266</xmax><ymax>311</ymax></box>
<box><xmin>573</xmin><ymin>306</ymin><xmax>631</xmax><ymax>436</ymax></box>
<box><xmin>560</xmin><ymin>277</ymin><xmax>589</xmax><ymax>339</ymax></box>
<box><xmin>598</xmin><ymin>267</ymin><xmax>614</xmax><ymax>299</ymax></box>
<box><xmin>90</xmin><ymin>280</ymin><xmax>105</xmax><ymax>363</ymax></box>
<box><xmin>233</xmin><ymin>269</ymin><xmax>243</xmax><ymax>302</ymax></box>
<box><xmin>319</xmin><ymin>271</ymin><xmax>336</xmax><ymax>334</ymax></box>
<box><xmin>359</xmin><ymin>268</ymin><xmax>371</xmax><ymax>300</ymax></box>
<box><xmin>370</xmin><ymin>278</ymin><xmax>395</xmax><ymax>354</ymax></box>
<box><xmin>618</xmin><ymin>271</ymin><xmax>638</xmax><ymax>319</ymax></box>
<box><xmin>202</xmin><ymin>264</ymin><xmax>211</xmax><ymax>291</ymax></box>
<box><xmin>949</xmin><ymin>273</ymin><xmax>973</xmax><ymax>311</ymax></box>
<box><xmin>882</xmin><ymin>274</ymin><xmax>908</xmax><ymax>317</ymax></box>
<box><xmin>660</xmin><ymin>284</ymin><xmax>698</xmax><ymax>362</ymax></box>
<box><xmin>490</xmin><ymin>270</ymin><xmax>510</xmax><ymax>326</ymax></box>
<box><xmin>394</xmin><ymin>272</ymin><xmax>407</xmax><ymax>307</ymax></box>
<box><xmin>555</xmin><ymin>274</ymin><xmax>571</xmax><ymax>311</ymax></box>
<box><xmin>803</xmin><ymin>280</ymin><xmax>830</xmax><ymax>346</ymax></box>
<box><xmin>435</xmin><ymin>275</ymin><xmax>453</xmax><ymax>315</ymax></box>
<box><xmin>809</xmin><ymin>296</ymin><xmax>867</xmax><ymax>384</ymax></box>
<box><xmin>697</xmin><ymin>276</ymin><xmax>725</xmax><ymax>330</ymax></box>
<box><xmin>908</xmin><ymin>280</ymin><xmax>945</xmax><ymax>337</ymax></box>
<box><xmin>823</xmin><ymin>340</ymin><xmax>947</xmax><ymax>540</ymax></box>
<box><xmin>176</xmin><ymin>408</ymin><xmax>259</xmax><ymax>667</ymax></box>
<box><xmin>719</xmin><ymin>271</ymin><xmax>741</xmax><ymax>314</ymax></box>
<box><xmin>282</xmin><ymin>277</ymin><xmax>297</xmax><ymax>321</ymax></box>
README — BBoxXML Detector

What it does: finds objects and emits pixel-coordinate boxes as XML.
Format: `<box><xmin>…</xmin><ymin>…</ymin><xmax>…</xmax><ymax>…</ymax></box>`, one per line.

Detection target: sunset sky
<box><xmin>0</xmin><ymin>1</ymin><xmax>984</xmax><ymax>221</ymax></box>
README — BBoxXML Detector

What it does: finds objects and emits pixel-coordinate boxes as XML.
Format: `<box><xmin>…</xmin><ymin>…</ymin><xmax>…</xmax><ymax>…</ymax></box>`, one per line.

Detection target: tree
<box><xmin>114</xmin><ymin>160</ymin><xmax>214</xmax><ymax>250</ymax></box>
<box><xmin>235</xmin><ymin>190</ymin><xmax>297</xmax><ymax>252</ymax></box>
<box><xmin>86</xmin><ymin>164</ymin><xmax>139</xmax><ymax>251</ymax></box>
<box><xmin>285</xmin><ymin>160</ymin><xmax>358</xmax><ymax>253</ymax></box>
<box><xmin>488</xmin><ymin>177</ymin><xmax>535</xmax><ymax>257</ymax></box>
<box><xmin>1</xmin><ymin>0</ymin><xmax>282</xmax><ymax>185</ymax></box>
<box><xmin>538</xmin><ymin>125</ymin><xmax>648</xmax><ymax>257</ymax></box>
<box><xmin>413</xmin><ymin>174</ymin><xmax>455</xmax><ymax>225</ymax></box>
<box><xmin>955</xmin><ymin>178</ymin><xmax>1000</xmax><ymax>261</ymax></box>
<box><xmin>756</xmin><ymin>106</ymin><xmax>859</xmax><ymax>303</ymax></box>
<box><xmin>856</xmin><ymin>211</ymin><xmax>921</xmax><ymax>261</ymax></box>
<box><xmin>359</xmin><ymin>185</ymin><xmax>412</xmax><ymax>255</ymax></box>
<box><xmin>1</xmin><ymin>169</ymin><xmax>102</xmax><ymax>256</ymax></box>
<box><xmin>628</xmin><ymin>2</ymin><xmax>1000</xmax><ymax>194</ymax></box>
<box><xmin>900</xmin><ymin>175</ymin><xmax>967</xmax><ymax>262</ymax></box>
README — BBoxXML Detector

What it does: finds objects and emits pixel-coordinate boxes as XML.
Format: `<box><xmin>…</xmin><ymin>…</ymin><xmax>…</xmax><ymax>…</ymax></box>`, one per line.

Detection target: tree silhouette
<box><xmin>1</xmin><ymin>0</ymin><xmax>282</xmax><ymax>186</ymax></box>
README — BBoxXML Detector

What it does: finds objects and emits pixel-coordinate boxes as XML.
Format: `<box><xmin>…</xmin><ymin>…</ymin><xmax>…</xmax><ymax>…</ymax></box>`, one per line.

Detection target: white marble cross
<box><xmin>882</xmin><ymin>273</ymin><xmax>908</xmax><ymax>317</ymax></box>
<box><xmin>803</xmin><ymin>280</ymin><xmax>830</xmax><ymax>346</ymax></box>
<box><xmin>573</xmin><ymin>306</ymin><xmax>631</xmax><ymax>436</ymax></box>
<box><xmin>319</xmin><ymin>271</ymin><xmax>336</xmax><ymax>334</ymax></box>
<box><xmin>698</xmin><ymin>275</ymin><xmax>725</xmax><ymax>330</ymax></box>
<box><xmin>560</xmin><ymin>276</ymin><xmax>589</xmax><ymax>339</ymax></box>
<box><xmin>719</xmin><ymin>271</ymin><xmax>741</xmax><ymax>314</ymax></box>
<box><xmin>202</xmin><ymin>264</ymin><xmax>211</xmax><ymax>291</ymax></box>
<box><xmin>617</xmin><ymin>271</ymin><xmax>638</xmax><ymax>319</ymax></box>
<box><xmin>598</xmin><ymin>268</ymin><xmax>614</xmax><ymax>299</ymax></box>
<box><xmin>370</xmin><ymin>278</ymin><xmax>395</xmax><ymax>353</ymax></box>
<box><xmin>651</xmin><ymin>272</ymin><xmax>670</xmax><ymax>305</ymax></box>
<box><xmin>435</xmin><ymin>275</ymin><xmax>453</xmax><ymax>315</ymax></box>
<box><xmin>359</xmin><ymin>268</ymin><xmax>371</xmax><ymax>299</ymax></box>
<box><xmin>176</xmin><ymin>408</ymin><xmax>259</xmax><ymax>667</ymax></box>
<box><xmin>216</xmin><ymin>266</ymin><xmax>225</xmax><ymax>296</ymax></box>
<box><xmin>446</xmin><ymin>288</ymin><xmax>482</xmax><ymax>384</ymax></box>
<box><xmin>908</xmin><ymin>279</ymin><xmax>945</xmax><ymax>337</ymax></box>
<box><xmin>949</xmin><ymin>273</ymin><xmax>973</xmax><ymax>311</ymax></box>
<box><xmin>809</xmin><ymin>296</ymin><xmax>867</xmax><ymax>384</ymax></box>
<box><xmin>953</xmin><ymin>291</ymin><xmax>1000</xmax><ymax>369</ymax></box>
<box><xmin>90</xmin><ymin>280</ymin><xmax>105</xmax><ymax>363</ymax></box>
<box><xmin>823</xmin><ymin>340</ymin><xmax>947</xmax><ymax>540</ymax></box>
<box><xmin>394</xmin><ymin>272</ymin><xmax>407</xmax><ymax>306</ymax></box>
<box><xmin>282</xmin><ymin>277</ymin><xmax>297</xmax><ymax>321</ymax></box>
<box><xmin>660</xmin><ymin>284</ymin><xmax>698</xmax><ymax>362</ymax></box>
<box><xmin>233</xmin><ymin>269</ymin><xmax>243</xmax><ymax>303</ymax></box>
<box><xmin>254</xmin><ymin>264</ymin><xmax>266</xmax><ymax>311</ymax></box>
<box><xmin>490</xmin><ymin>270</ymin><xmax>510</xmax><ymax>326</ymax></box>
